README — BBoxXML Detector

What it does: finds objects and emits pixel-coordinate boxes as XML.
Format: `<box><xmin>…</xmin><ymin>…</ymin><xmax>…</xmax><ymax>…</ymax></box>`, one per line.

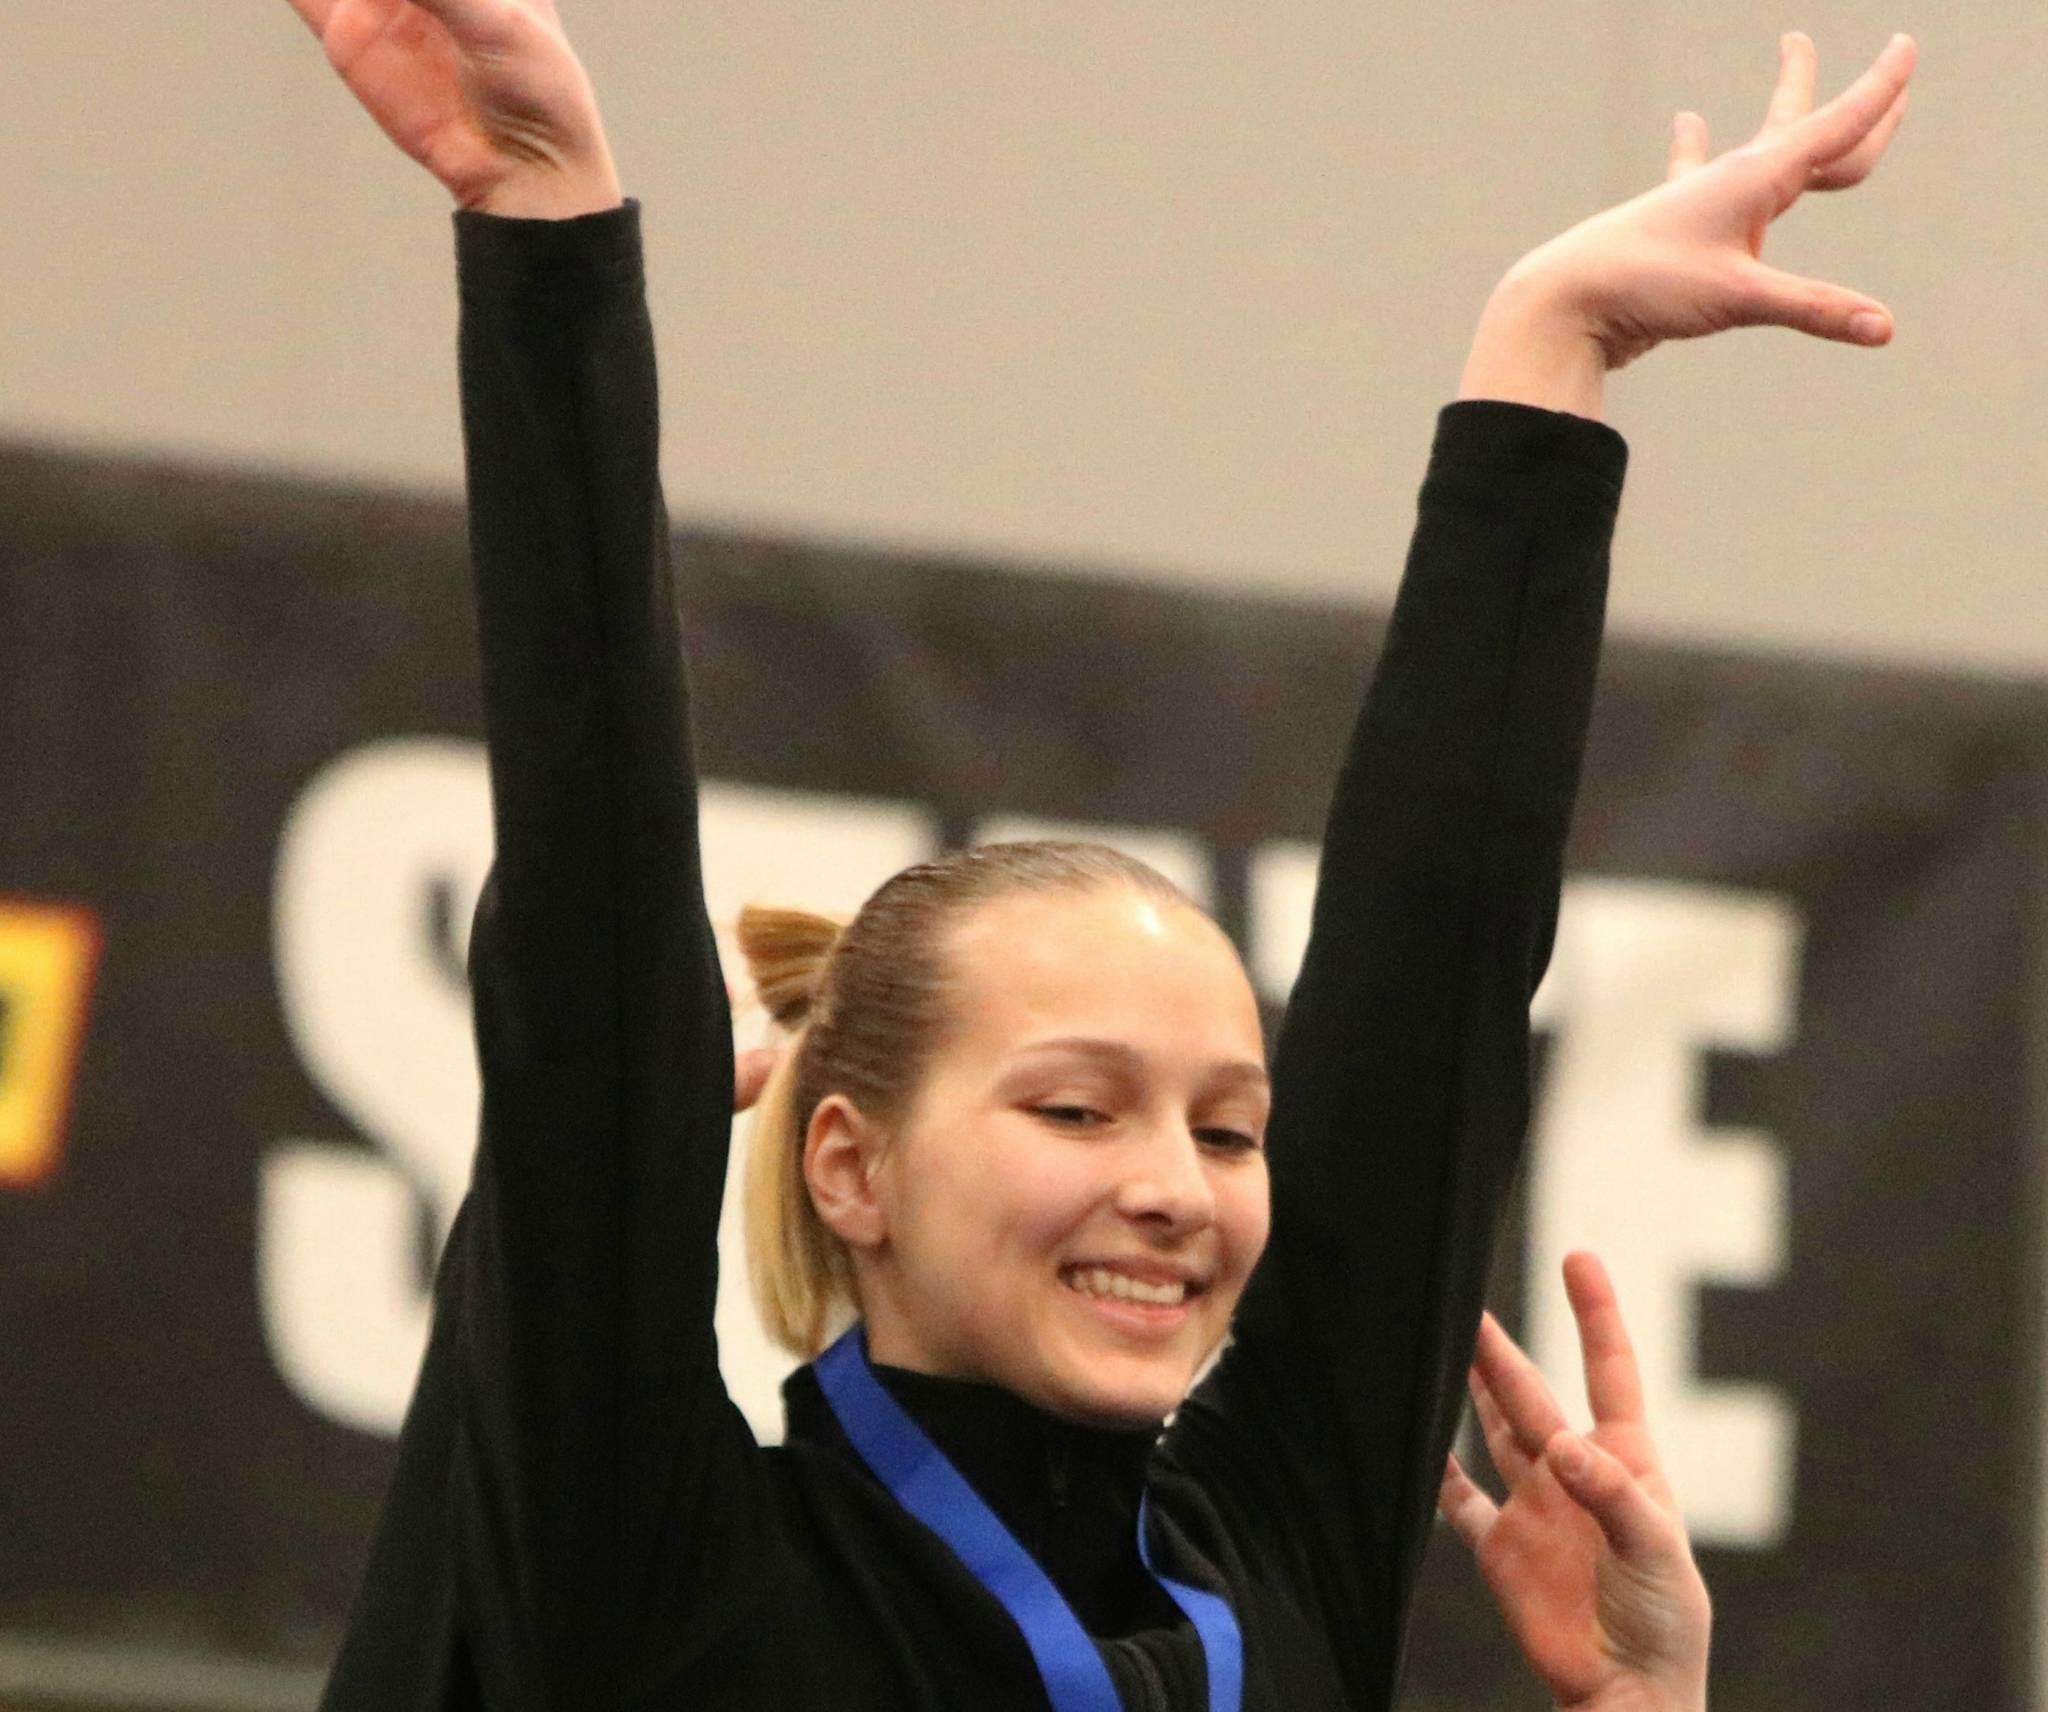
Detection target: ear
<box><xmin>803</xmin><ymin>1093</ymin><xmax>889</xmax><ymax>1251</ymax></box>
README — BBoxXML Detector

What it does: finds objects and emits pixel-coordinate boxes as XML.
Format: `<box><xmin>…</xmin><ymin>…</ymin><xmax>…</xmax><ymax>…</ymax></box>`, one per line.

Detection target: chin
<box><xmin>1035</xmin><ymin>1357</ymin><xmax>1189</xmax><ymax>1429</ymax></box>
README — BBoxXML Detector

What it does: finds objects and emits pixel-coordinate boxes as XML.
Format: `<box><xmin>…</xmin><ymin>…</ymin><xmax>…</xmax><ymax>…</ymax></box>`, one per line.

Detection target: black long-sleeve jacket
<box><xmin>318</xmin><ymin>200</ymin><xmax>1626</xmax><ymax>1712</ymax></box>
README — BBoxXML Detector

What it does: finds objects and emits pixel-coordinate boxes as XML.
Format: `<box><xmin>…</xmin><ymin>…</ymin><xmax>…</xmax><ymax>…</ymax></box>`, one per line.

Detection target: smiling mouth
<box><xmin>1059</xmin><ymin>1266</ymin><xmax>1200</xmax><ymax>1308</ymax></box>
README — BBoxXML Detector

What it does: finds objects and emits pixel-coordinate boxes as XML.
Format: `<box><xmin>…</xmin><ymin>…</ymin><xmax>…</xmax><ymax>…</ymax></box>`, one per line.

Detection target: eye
<box><xmin>1195</xmin><ymin>1126</ymin><xmax>1262</xmax><ymax>1155</ymax></box>
<box><xmin>1030</xmin><ymin>1104</ymin><xmax>1110</xmax><ymax>1129</ymax></box>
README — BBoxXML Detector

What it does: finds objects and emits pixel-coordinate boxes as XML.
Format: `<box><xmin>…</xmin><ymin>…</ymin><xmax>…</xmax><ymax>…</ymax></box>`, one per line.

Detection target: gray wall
<box><xmin>0</xmin><ymin>3</ymin><xmax>2037</xmax><ymax>665</ymax></box>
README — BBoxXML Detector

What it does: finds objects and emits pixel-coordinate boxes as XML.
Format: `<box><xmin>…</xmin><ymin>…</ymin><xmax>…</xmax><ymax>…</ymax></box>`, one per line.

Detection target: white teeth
<box><xmin>1063</xmin><ymin>1267</ymin><xmax>1187</xmax><ymax>1307</ymax></box>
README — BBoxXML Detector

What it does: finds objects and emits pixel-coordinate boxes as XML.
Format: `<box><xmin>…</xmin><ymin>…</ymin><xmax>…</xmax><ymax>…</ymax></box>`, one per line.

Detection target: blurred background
<box><xmin>3</xmin><ymin>2</ymin><xmax>2043</xmax><ymax>1708</ymax></box>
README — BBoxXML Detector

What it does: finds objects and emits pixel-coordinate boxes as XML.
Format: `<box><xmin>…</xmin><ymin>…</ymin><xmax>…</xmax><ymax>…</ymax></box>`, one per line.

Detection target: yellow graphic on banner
<box><xmin>0</xmin><ymin>899</ymin><xmax>101</xmax><ymax>1189</ymax></box>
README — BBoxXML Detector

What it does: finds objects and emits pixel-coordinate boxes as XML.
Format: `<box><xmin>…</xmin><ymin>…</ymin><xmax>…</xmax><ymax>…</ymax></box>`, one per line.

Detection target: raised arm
<box><xmin>291</xmin><ymin>4</ymin><xmax>759</xmax><ymax>1702</ymax></box>
<box><xmin>1169</xmin><ymin>31</ymin><xmax>1914</xmax><ymax>1705</ymax></box>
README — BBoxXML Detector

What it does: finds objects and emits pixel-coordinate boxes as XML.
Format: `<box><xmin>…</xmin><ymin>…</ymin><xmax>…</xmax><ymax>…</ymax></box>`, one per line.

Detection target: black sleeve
<box><xmin>1162</xmin><ymin>400</ymin><xmax>1626</xmax><ymax>1706</ymax></box>
<box><xmin>443</xmin><ymin>202</ymin><xmax>763</xmax><ymax>1705</ymax></box>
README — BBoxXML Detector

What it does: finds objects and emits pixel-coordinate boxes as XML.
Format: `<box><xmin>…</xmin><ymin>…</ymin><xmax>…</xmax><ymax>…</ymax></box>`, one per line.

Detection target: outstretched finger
<box><xmin>1791</xmin><ymin>34</ymin><xmax>1917</xmax><ymax>173</ymax></box>
<box><xmin>1563</xmin><ymin>1252</ymin><xmax>1645</xmax><ymax>1427</ymax></box>
<box><xmin>1469</xmin><ymin>1365</ymin><xmax>1535</xmax><ymax>1486</ymax></box>
<box><xmin>1545</xmin><ymin>1431</ymin><xmax>1691</xmax><ymax>1569</ymax></box>
<box><xmin>1439</xmin><ymin>1452</ymin><xmax>1500</xmax><ymax>1553</ymax></box>
<box><xmin>1666</xmin><ymin>111</ymin><xmax>1710</xmax><ymax>181</ymax></box>
<box><xmin>1473</xmin><ymin>1311</ymin><xmax>1569</xmax><ymax>1461</ymax></box>
<box><xmin>1735</xmin><ymin>260</ymin><xmax>1894</xmax><ymax>346</ymax></box>
<box><xmin>1759</xmin><ymin>32</ymin><xmax>1819</xmax><ymax>135</ymax></box>
<box><xmin>1811</xmin><ymin>86</ymin><xmax>1909</xmax><ymax>190</ymax></box>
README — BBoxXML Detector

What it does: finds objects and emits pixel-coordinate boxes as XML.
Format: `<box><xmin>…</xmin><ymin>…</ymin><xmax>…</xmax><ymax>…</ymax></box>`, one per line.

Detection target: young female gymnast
<box><xmin>283</xmin><ymin>6</ymin><xmax>1912</xmax><ymax>1706</ymax></box>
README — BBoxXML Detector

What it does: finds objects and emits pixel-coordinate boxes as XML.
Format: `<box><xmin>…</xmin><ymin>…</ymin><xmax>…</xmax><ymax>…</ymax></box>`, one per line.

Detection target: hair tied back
<box><xmin>736</xmin><ymin>903</ymin><xmax>848</xmax><ymax>1031</ymax></box>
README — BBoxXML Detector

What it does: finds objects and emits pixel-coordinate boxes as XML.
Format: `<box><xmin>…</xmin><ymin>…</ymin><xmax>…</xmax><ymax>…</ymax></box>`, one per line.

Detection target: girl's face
<box><xmin>850</xmin><ymin>886</ymin><xmax>1272</xmax><ymax>1426</ymax></box>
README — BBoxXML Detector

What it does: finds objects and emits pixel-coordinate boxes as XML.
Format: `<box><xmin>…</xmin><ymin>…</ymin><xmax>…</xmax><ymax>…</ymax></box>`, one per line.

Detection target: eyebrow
<box><xmin>1010</xmin><ymin>1036</ymin><xmax>1271</xmax><ymax>1093</ymax></box>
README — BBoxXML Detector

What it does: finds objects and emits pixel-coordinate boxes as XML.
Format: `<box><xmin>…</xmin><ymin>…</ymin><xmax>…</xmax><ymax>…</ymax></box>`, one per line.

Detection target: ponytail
<box><xmin>736</xmin><ymin>904</ymin><xmax>853</xmax><ymax>1357</ymax></box>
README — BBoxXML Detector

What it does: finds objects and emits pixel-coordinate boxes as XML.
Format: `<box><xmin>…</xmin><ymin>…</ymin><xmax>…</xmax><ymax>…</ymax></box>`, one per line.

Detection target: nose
<box><xmin>1112</xmin><ymin>1123</ymin><xmax>1217</xmax><ymax>1235</ymax></box>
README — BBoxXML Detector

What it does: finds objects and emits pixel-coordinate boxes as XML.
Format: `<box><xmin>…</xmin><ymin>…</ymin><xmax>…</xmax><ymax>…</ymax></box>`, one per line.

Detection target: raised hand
<box><xmin>1439</xmin><ymin>1254</ymin><xmax>1711</xmax><ymax>1712</ymax></box>
<box><xmin>285</xmin><ymin>0</ymin><xmax>620</xmax><ymax>217</ymax></box>
<box><xmin>1462</xmin><ymin>31</ymin><xmax>1917</xmax><ymax>417</ymax></box>
<box><xmin>727</xmin><ymin>979</ymin><xmax>780</xmax><ymax>1114</ymax></box>
<box><xmin>734</xmin><ymin>1047</ymin><xmax>778</xmax><ymax>1114</ymax></box>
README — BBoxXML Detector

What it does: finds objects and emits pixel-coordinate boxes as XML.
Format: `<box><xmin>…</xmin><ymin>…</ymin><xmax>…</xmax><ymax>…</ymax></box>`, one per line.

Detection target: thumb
<box><xmin>1543</xmin><ymin>1432</ymin><xmax>1685</xmax><ymax>1570</ymax></box>
<box><xmin>1731</xmin><ymin>261</ymin><xmax>1893</xmax><ymax>346</ymax></box>
<box><xmin>1546</xmin><ymin>1431</ymin><xmax>1711</xmax><ymax>1688</ymax></box>
<box><xmin>406</xmin><ymin>0</ymin><xmax>525</xmax><ymax>49</ymax></box>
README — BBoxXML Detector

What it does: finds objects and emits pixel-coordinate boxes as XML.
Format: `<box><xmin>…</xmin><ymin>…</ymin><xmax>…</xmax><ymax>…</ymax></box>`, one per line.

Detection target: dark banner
<box><xmin>3</xmin><ymin>440</ymin><xmax>2045</xmax><ymax>1710</ymax></box>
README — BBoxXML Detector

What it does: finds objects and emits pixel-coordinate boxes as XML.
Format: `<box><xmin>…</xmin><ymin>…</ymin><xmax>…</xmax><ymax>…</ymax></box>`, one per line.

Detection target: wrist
<box><xmin>1555</xmin><ymin>1687</ymin><xmax>1706</xmax><ymax>1712</ymax></box>
<box><xmin>1554</xmin><ymin>1655</ymin><xmax>1709</xmax><ymax>1712</ymax></box>
<box><xmin>1457</xmin><ymin>257</ymin><xmax>1608</xmax><ymax>421</ymax></box>
<box><xmin>471</xmin><ymin>154</ymin><xmax>625</xmax><ymax>221</ymax></box>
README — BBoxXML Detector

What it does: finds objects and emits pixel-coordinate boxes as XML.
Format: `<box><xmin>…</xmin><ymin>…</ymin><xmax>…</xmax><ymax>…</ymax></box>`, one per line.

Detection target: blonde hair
<box><xmin>736</xmin><ymin>841</ymin><xmax>1194</xmax><ymax>1357</ymax></box>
